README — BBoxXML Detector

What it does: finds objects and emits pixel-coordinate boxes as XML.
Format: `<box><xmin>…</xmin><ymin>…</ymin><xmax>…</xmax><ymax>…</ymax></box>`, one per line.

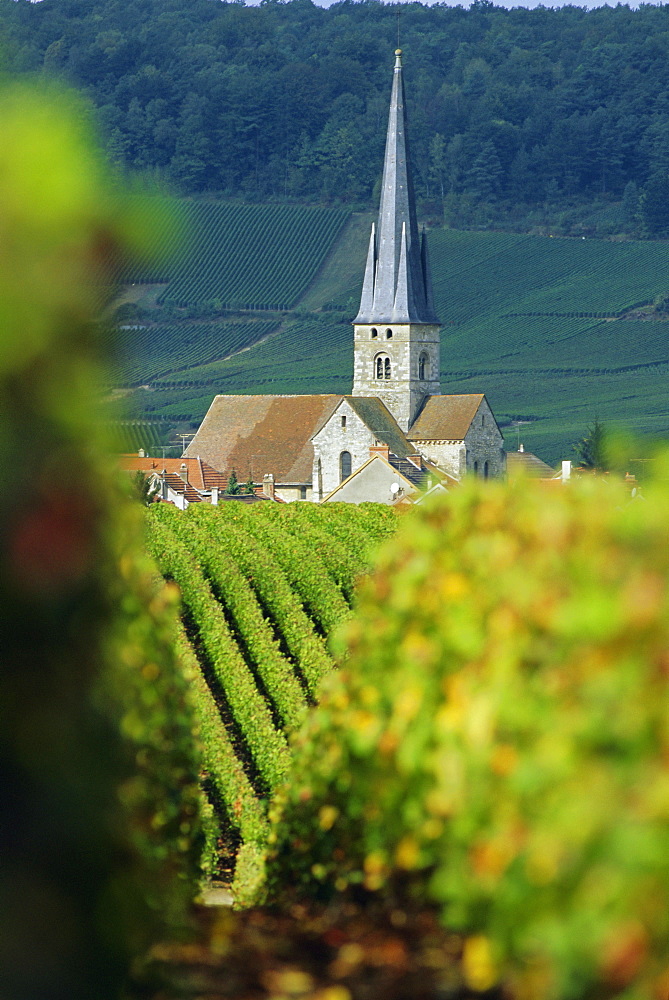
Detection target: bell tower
<box><xmin>352</xmin><ymin>49</ymin><xmax>441</xmax><ymax>432</ymax></box>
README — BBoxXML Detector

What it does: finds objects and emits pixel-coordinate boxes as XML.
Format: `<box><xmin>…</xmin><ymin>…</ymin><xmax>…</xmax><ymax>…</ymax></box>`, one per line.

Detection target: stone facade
<box><xmin>311</xmin><ymin>399</ymin><xmax>379</xmax><ymax>501</ymax></box>
<box><xmin>411</xmin><ymin>397</ymin><xmax>505</xmax><ymax>479</ymax></box>
<box><xmin>352</xmin><ymin>322</ymin><xmax>441</xmax><ymax>432</ymax></box>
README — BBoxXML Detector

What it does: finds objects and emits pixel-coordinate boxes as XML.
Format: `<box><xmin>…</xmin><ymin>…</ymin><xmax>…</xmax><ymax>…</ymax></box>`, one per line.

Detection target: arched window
<box><xmin>484</xmin><ymin>461</ymin><xmax>489</xmax><ymax>479</ymax></box>
<box><xmin>473</xmin><ymin>460</ymin><xmax>478</xmax><ymax>476</ymax></box>
<box><xmin>385</xmin><ymin>328</ymin><xmax>393</xmax><ymax>339</ymax></box>
<box><xmin>375</xmin><ymin>354</ymin><xmax>391</xmax><ymax>380</ymax></box>
<box><xmin>340</xmin><ymin>451</ymin><xmax>352</xmax><ymax>482</ymax></box>
<box><xmin>418</xmin><ymin>352</ymin><xmax>428</xmax><ymax>380</ymax></box>
<box><xmin>371</xmin><ymin>328</ymin><xmax>378</xmax><ymax>339</ymax></box>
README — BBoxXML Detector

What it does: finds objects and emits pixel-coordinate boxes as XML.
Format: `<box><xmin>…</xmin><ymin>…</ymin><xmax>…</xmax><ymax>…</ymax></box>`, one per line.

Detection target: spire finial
<box><xmin>394</xmin><ymin>48</ymin><xmax>402</xmax><ymax>69</ymax></box>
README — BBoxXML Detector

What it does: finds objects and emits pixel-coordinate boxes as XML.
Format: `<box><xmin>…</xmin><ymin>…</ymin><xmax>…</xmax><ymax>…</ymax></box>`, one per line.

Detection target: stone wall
<box><xmin>411</xmin><ymin>399</ymin><xmax>505</xmax><ymax>479</ymax></box>
<box><xmin>312</xmin><ymin>399</ymin><xmax>377</xmax><ymax>500</ymax></box>
<box><xmin>352</xmin><ymin>322</ymin><xmax>441</xmax><ymax>431</ymax></box>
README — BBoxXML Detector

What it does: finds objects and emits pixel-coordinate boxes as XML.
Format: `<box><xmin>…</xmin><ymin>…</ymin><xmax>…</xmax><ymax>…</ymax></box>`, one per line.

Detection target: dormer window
<box><xmin>371</xmin><ymin>328</ymin><xmax>378</xmax><ymax>339</ymax></box>
<box><xmin>385</xmin><ymin>328</ymin><xmax>393</xmax><ymax>339</ymax></box>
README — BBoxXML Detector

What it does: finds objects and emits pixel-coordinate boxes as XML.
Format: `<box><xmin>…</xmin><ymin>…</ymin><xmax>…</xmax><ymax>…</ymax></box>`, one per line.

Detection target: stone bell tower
<box><xmin>352</xmin><ymin>49</ymin><xmax>441</xmax><ymax>433</ymax></box>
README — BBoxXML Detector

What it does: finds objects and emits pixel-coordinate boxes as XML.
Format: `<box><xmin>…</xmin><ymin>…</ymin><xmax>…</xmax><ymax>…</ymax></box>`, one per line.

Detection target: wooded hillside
<box><xmin>4</xmin><ymin>0</ymin><xmax>669</xmax><ymax>233</ymax></box>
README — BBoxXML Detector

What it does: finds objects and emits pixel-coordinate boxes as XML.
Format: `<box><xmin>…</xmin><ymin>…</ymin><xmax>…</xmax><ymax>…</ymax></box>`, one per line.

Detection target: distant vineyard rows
<box><xmin>145</xmin><ymin>502</ymin><xmax>399</xmax><ymax>889</ymax></box>
<box><xmin>110</xmin><ymin>319</ymin><xmax>279</xmax><ymax>384</ymax></box>
<box><xmin>106</xmin><ymin>420</ymin><xmax>171</xmax><ymax>453</ymax></box>
<box><xmin>429</xmin><ymin>229</ymin><xmax>669</xmax><ymax>325</ymax></box>
<box><xmin>118</xmin><ymin>200</ymin><xmax>349</xmax><ymax>310</ymax></box>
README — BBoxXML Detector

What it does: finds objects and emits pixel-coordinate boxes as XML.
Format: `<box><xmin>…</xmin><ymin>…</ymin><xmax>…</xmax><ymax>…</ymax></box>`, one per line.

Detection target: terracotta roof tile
<box><xmin>184</xmin><ymin>395</ymin><xmax>344</xmax><ymax>483</ymax></box>
<box><xmin>408</xmin><ymin>394</ymin><xmax>485</xmax><ymax>442</ymax></box>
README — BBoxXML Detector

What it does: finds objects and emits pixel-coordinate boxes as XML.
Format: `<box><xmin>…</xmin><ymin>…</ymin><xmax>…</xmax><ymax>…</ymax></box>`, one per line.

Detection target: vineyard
<box><xmin>118</xmin><ymin>200</ymin><xmax>349</xmax><ymax>311</ymax></box>
<box><xmin>111</xmin><ymin>319</ymin><xmax>279</xmax><ymax>385</ymax></box>
<box><xmin>108</xmin><ymin>206</ymin><xmax>669</xmax><ymax>462</ymax></box>
<box><xmin>105</xmin><ymin>420</ymin><xmax>174</xmax><ymax>454</ymax></box>
<box><xmin>145</xmin><ymin>500</ymin><xmax>399</xmax><ymax>897</ymax></box>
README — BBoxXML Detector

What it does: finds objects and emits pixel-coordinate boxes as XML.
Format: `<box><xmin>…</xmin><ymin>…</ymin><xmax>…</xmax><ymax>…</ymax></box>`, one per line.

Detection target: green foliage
<box><xmin>225</xmin><ymin>469</ymin><xmax>241</xmax><ymax>495</ymax></box>
<box><xmin>8</xmin><ymin>0</ymin><xmax>669</xmax><ymax>225</ymax></box>
<box><xmin>146</xmin><ymin>510</ymin><xmax>292</xmax><ymax>792</ymax></box>
<box><xmin>574</xmin><ymin>418</ymin><xmax>608</xmax><ymax>470</ymax></box>
<box><xmin>0</xmin><ymin>81</ymin><xmax>202</xmax><ymax>999</ymax></box>
<box><xmin>131</xmin><ymin>469</ymin><xmax>160</xmax><ymax>505</ymax></box>
<box><xmin>265</xmin><ymin>477</ymin><xmax>669</xmax><ymax>999</ymax></box>
<box><xmin>641</xmin><ymin>173</ymin><xmax>669</xmax><ymax>236</ymax></box>
<box><xmin>144</xmin><ymin>501</ymin><xmax>400</xmax><ymax>902</ymax></box>
<box><xmin>119</xmin><ymin>200</ymin><xmax>349</xmax><ymax>311</ymax></box>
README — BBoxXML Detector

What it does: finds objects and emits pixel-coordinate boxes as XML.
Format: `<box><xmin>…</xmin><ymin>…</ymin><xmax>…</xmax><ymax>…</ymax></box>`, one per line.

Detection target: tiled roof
<box><xmin>408</xmin><ymin>394</ymin><xmax>485</xmax><ymax>442</ymax></box>
<box><xmin>184</xmin><ymin>395</ymin><xmax>344</xmax><ymax>483</ymax></box>
<box><xmin>506</xmin><ymin>450</ymin><xmax>555</xmax><ymax>479</ymax></box>
<box><xmin>118</xmin><ymin>455</ymin><xmax>227</xmax><ymax>491</ymax></box>
<box><xmin>162</xmin><ymin>472</ymin><xmax>205</xmax><ymax>503</ymax></box>
<box><xmin>389</xmin><ymin>455</ymin><xmax>426</xmax><ymax>487</ymax></box>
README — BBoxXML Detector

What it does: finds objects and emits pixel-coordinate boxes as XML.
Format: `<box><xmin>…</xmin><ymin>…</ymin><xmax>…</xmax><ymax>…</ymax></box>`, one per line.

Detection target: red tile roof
<box><xmin>118</xmin><ymin>455</ymin><xmax>228</xmax><ymax>491</ymax></box>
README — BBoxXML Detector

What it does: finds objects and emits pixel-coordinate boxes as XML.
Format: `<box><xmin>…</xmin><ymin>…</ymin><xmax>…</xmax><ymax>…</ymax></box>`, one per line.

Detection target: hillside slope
<box><xmin>108</xmin><ymin>205</ymin><xmax>669</xmax><ymax>465</ymax></box>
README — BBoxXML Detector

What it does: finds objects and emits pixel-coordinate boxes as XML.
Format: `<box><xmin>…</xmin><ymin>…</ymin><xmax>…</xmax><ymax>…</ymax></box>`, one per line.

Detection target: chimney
<box><xmin>179</xmin><ymin>462</ymin><xmax>189</xmax><ymax>484</ymax></box>
<box><xmin>406</xmin><ymin>453</ymin><xmax>423</xmax><ymax>468</ymax></box>
<box><xmin>211</xmin><ymin>487</ymin><xmax>219</xmax><ymax>505</ymax></box>
<box><xmin>370</xmin><ymin>443</ymin><xmax>390</xmax><ymax>461</ymax></box>
<box><xmin>561</xmin><ymin>460</ymin><xmax>571</xmax><ymax>482</ymax></box>
<box><xmin>138</xmin><ymin>447</ymin><xmax>145</xmax><ymax>458</ymax></box>
<box><xmin>262</xmin><ymin>473</ymin><xmax>275</xmax><ymax>499</ymax></box>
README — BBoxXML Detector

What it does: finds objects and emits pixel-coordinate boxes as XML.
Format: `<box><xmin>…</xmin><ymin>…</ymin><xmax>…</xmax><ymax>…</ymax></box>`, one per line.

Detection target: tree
<box><xmin>243</xmin><ymin>477</ymin><xmax>255</xmax><ymax>494</ymax></box>
<box><xmin>131</xmin><ymin>469</ymin><xmax>160</xmax><ymax>506</ymax></box>
<box><xmin>466</xmin><ymin>140</ymin><xmax>502</xmax><ymax>202</ymax></box>
<box><xmin>641</xmin><ymin>172</ymin><xmax>669</xmax><ymax>237</ymax></box>
<box><xmin>225</xmin><ymin>468</ymin><xmax>241</xmax><ymax>494</ymax></box>
<box><xmin>573</xmin><ymin>418</ymin><xmax>607</xmax><ymax>470</ymax></box>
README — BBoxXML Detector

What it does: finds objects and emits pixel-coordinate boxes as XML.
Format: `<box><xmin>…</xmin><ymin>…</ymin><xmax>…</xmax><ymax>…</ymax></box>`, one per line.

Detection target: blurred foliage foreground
<box><xmin>263</xmin><ymin>473</ymin><xmax>669</xmax><ymax>1000</ymax></box>
<box><xmin>0</xmin><ymin>82</ymin><xmax>202</xmax><ymax>999</ymax></box>
<box><xmin>4</xmin><ymin>75</ymin><xmax>669</xmax><ymax>1000</ymax></box>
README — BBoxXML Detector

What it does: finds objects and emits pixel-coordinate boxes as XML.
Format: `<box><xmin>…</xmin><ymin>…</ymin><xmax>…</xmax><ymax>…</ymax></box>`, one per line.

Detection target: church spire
<box><xmin>354</xmin><ymin>49</ymin><xmax>439</xmax><ymax>325</ymax></box>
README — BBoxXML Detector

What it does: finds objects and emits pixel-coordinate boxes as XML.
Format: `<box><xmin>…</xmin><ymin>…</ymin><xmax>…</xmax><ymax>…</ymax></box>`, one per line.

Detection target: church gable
<box><xmin>311</xmin><ymin>396</ymin><xmax>416</xmax><ymax>500</ymax></box>
<box><xmin>407</xmin><ymin>394</ymin><xmax>504</xmax><ymax>480</ymax></box>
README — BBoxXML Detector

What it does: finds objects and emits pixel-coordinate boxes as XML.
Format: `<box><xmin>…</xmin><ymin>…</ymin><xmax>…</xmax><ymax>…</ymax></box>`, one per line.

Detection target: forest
<box><xmin>4</xmin><ymin>0</ymin><xmax>669</xmax><ymax>234</ymax></box>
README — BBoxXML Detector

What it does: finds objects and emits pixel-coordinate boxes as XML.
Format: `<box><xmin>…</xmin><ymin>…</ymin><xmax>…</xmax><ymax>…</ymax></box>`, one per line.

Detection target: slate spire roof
<box><xmin>354</xmin><ymin>49</ymin><xmax>440</xmax><ymax>326</ymax></box>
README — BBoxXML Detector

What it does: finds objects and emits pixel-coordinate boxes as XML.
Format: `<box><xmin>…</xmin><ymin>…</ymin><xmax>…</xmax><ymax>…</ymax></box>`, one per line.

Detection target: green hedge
<box><xmin>265</xmin><ymin>476</ymin><xmax>669</xmax><ymax>1000</ymax></box>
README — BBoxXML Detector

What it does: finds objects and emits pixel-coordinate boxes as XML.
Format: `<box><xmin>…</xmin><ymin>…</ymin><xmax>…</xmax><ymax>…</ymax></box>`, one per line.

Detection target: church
<box><xmin>185</xmin><ymin>49</ymin><xmax>505</xmax><ymax>503</ymax></box>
